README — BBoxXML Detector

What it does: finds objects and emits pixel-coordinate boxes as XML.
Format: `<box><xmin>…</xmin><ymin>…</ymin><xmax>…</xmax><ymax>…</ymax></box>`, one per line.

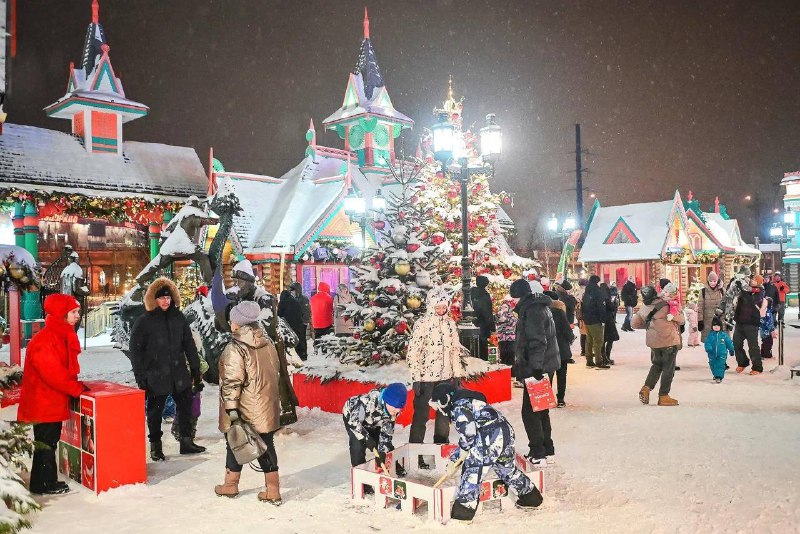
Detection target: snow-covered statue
<box><xmin>135</xmin><ymin>196</ymin><xmax>218</xmax><ymax>287</ymax></box>
<box><xmin>718</xmin><ymin>266</ymin><xmax>751</xmax><ymax>330</ymax></box>
<box><xmin>60</xmin><ymin>252</ymin><xmax>89</xmax><ymax>298</ymax></box>
<box><xmin>210</xmin><ymin>259</ymin><xmax>298</xmax><ymax>347</ymax></box>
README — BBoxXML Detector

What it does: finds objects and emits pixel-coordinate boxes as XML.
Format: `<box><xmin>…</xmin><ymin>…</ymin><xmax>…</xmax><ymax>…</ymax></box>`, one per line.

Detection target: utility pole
<box><xmin>575</xmin><ymin>124</ymin><xmax>584</xmax><ymax>227</ymax></box>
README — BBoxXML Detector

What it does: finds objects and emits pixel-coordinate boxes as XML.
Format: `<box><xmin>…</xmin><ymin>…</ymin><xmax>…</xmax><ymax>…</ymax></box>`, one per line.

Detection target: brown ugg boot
<box><xmin>214</xmin><ymin>469</ymin><xmax>240</xmax><ymax>498</ymax></box>
<box><xmin>257</xmin><ymin>471</ymin><xmax>282</xmax><ymax>505</ymax></box>
<box><xmin>657</xmin><ymin>394</ymin><xmax>679</xmax><ymax>406</ymax></box>
<box><xmin>638</xmin><ymin>386</ymin><xmax>651</xmax><ymax>405</ymax></box>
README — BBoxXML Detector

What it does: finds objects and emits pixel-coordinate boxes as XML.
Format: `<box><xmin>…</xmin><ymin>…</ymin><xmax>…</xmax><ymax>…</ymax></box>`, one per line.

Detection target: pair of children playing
<box><xmin>343</xmin><ymin>382</ymin><xmax>543</xmax><ymax>521</ymax></box>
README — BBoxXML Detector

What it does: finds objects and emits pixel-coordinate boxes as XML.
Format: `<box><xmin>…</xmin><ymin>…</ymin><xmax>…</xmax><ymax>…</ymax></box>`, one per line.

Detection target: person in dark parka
<box><xmin>545</xmin><ymin>290</ymin><xmax>575</xmax><ymax>407</ymax></box>
<box><xmin>601</xmin><ymin>283</ymin><xmax>620</xmax><ymax>365</ymax></box>
<box><xmin>510</xmin><ymin>278</ymin><xmax>561</xmax><ymax>463</ymax></box>
<box><xmin>130</xmin><ymin>277</ymin><xmax>206</xmax><ymax>460</ymax></box>
<box><xmin>620</xmin><ymin>276</ymin><xmax>638</xmax><ymax>331</ymax></box>
<box><xmin>278</xmin><ymin>289</ymin><xmax>306</xmax><ymax>359</ymax></box>
<box><xmin>582</xmin><ymin>275</ymin><xmax>609</xmax><ymax>368</ymax></box>
<box><xmin>472</xmin><ymin>275</ymin><xmax>496</xmax><ymax>361</ymax></box>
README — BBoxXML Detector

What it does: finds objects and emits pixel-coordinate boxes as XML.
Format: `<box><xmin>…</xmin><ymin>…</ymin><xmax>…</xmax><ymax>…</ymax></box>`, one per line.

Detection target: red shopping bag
<box><xmin>524</xmin><ymin>376</ymin><xmax>557</xmax><ymax>412</ymax></box>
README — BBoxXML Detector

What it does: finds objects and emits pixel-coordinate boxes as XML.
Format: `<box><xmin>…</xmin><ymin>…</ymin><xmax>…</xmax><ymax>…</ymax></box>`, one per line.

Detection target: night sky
<box><xmin>10</xmin><ymin>0</ymin><xmax>800</xmax><ymax>245</ymax></box>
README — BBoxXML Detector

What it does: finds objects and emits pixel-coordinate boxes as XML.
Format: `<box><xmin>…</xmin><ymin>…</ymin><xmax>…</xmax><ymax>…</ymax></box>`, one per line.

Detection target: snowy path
<box><xmin>8</xmin><ymin>316</ymin><xmax>800</xmax><ymax>534</ymax></box>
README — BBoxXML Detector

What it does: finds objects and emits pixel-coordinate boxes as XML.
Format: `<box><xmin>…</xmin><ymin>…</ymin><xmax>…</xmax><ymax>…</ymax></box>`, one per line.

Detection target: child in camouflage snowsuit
<box><xmin>342</xmin><ymin>383</ymin><xmax>407</xmax><ymax>469</ymax></box>
<box><xmin>430</xmin><ymin>383</ymin><xmax>543</xmax><ymax>521</ymax></box>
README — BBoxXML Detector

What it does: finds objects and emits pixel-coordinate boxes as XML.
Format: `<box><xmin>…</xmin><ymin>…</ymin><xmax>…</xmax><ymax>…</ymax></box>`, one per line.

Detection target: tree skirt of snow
<box><xmin>299</xmin><ymin>352</ymin><xmax>500</xmax><ymax>384</ymax></box>
<box><xmin>4</xmin><ymin>313</ymin><xmax>800</xmax><ymax>533</ymax></box>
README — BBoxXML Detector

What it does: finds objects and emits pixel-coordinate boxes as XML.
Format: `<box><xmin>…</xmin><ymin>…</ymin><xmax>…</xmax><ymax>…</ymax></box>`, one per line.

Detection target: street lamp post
<box><xmin>345</xmin><ymin>189</ymin><xmax>386</xmax><ymax>254</ymax></box>
<box><xmin>432</xmin><ymin>112</ymin><xmax>502</xmax><ymax>358</ymax></box>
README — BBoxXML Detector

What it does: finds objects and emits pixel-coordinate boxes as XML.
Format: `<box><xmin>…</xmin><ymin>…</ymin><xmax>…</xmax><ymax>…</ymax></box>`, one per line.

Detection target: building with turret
<box><xmin>214</xmin><ymin>8</ymin><xmax>415</xmax><ymax>296</ymax></box>
<box><xmin>0</xmin><ymin>1</ymin><xmax>208</xmax><ymax>315</ymax></box>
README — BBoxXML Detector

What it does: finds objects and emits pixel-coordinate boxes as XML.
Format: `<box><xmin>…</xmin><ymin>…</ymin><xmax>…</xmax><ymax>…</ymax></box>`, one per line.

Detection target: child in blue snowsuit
<box><xmin>429</xmin><ymin>383</ymin><xmax>543</xmax><ymax>522</ymax></box>
<box><xmin>704</xmin><ymin>316</ymin><xmax>733</xmax><ymax>383</ymax></box>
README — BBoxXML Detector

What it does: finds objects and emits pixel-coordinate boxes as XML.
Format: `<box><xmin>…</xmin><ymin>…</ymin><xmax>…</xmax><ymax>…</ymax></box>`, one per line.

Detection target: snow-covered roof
<box><xmin>0</xmin><ymin>124</ymin><xmax>208</xmax><ymax>200</ymax></box>
<box><xmin>703</xmin><ymin>212</ymin><xmax>760</xmax><ymax>255</ymax></box>
<box><xmin>578</xmin><ymin>200</ymin><xmax>676</xmax><ymax>262</ymax></box>
<box><xmin>217</xmin><ymin>152</ymin><xmax>369</xmax><ymax>255</ymax></box>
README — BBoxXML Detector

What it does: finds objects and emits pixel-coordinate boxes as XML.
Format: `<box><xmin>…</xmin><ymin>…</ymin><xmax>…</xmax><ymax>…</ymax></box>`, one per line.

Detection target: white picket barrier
<box><xmin>351</xmin><ymin>443</ymin><xmax>545</xmax><ymax>524</ymax></box>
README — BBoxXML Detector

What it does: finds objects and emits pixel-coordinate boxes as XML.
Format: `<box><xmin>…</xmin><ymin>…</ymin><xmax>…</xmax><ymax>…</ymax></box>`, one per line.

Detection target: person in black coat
<box><xmin>545</xmin><ymin>291</ymin><xmax>575</xmax><ymax>407</ymax></box>
<box><xmin>472</xmin><ymin>275</ymin><xmax>496</xmax><ymax>361</ymax></box>
<box><xmin>510</xmin><ymin>279</ymin><xmax>560</xmax><ymax>463</ymax></box>
<box><xmin>581</xmin><ymin>275</ymin><xmax>608</xmax><ymax>368</ymax></box>
<box><xmin>278</xmin><ymin>289</ymin><xmax>307</xmax><ymax>360</ymax></box>
<box><xmin>620</xmin><ymin>277</ymin><xmax>638</xmax><ymax>331</ymax></box>
<box><xmin>733</xmin><ymin>286</ymin><xmax>762</xmax><ymax>374</ymax></box>
<box><xmin>130</xmin><ymin>277</ymin><xmax>205</xmax><ymax>460</ymax></box>
<box><xmin>554</xmin><ymin>280</ymin><xmax>577</xmax><ymax>325</ymax></box>
<box><xmin>601</xmin><ymin>283</ymin><xmax>620</xmax><ymax>365</ymax></box>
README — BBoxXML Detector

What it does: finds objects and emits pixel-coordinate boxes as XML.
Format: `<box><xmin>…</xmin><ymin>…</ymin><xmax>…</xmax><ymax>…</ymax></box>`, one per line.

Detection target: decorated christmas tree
<box><xmin>414</xmin><ymin>82</ymin><xmax>539</xmax><ymax>314</ymax></box>
<box><xmin>316</xmin><ymin>163</ymin><xmax>454</xmax><ymax>366</ymax></box>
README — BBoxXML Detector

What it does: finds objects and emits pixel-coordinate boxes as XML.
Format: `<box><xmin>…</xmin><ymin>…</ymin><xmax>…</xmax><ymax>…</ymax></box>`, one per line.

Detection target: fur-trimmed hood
<box><xmin>550</xmin><ymin>299</ymin><xmax>567</xmax><ymax>313</ymax></box>
<box><xmin>144</xmin><ymin>277</ymin><xmax>181</xmax><ymax>311</ymax></box>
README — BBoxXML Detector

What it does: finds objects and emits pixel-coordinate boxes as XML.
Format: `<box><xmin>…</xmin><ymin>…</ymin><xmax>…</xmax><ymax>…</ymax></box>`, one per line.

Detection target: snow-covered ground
<box><xmin>6</xmin><ymin>314</ymin><xmax>800</xmax><ymax>534</ymax></box>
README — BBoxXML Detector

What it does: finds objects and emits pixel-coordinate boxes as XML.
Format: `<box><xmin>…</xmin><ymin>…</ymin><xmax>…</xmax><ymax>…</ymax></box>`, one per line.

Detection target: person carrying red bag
<box><xmin>18</xmin><ymin>293</ymin><xmax>87</xmax><ymax>495</ymax></box>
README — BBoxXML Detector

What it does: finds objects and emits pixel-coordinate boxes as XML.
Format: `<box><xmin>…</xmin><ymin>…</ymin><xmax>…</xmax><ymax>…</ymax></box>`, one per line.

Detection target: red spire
<box><xmin>363</xmin><ymin>6</ymin><xmax>370</xmax><ymax>39</ymax></box>
<box><xmin>687</xmin><ymin>190</ymin><xmax>693</xmax><ymax>201</ymax></box>
<box><xmin>92</xmin><ymin>0</ymin><xmax>99</xmax><ymax>24</ymax></box>
<box><xmin>715</xmin><ymin>196</ymin><xmax>720</xmax><ymax>213</ymax></box>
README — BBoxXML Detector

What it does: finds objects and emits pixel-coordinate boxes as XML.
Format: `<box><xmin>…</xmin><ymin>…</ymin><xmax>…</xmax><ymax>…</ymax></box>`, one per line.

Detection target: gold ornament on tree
<box><xmin>394</xmin><ymin>260</ymin><xmax>411</xmax><ymax>276</ymax></box>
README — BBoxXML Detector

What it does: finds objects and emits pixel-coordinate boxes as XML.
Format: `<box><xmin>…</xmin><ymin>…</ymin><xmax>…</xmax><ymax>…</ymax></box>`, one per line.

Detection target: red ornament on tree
<box><xmin>394</xmin><ymin>321</ymin><xmax>408</xmax><ymax>334</ymax></box>
<box><xmin>489</xmin><ymin>246</ymin><xmax>498</xmax><ymax>255</ymax></box>
<box><xmin>376</xmin><ymin>318</ymin><xmax>387</xmax><ymax>329</ymax></box>
<box><xmin>406</xmin><ymin>243</ymin><xmax>420</xmax><ymax>253</ymax></box>
<box><xmin>373</xmin><ymin>220</ymin><xmax>386</xmax><ymax>230</ymax></box>
<box><xmin>418</xmin><ymin>231</ymin><xmax>429</xmax><ymax>241</ymax></box>
<box><xmin>503</xmin><ymin>268</ymin><xmax>513</xmax><ymax>279</ymax></box>
<box><xmin>385</xmin><ymin>286</ymin><xmax>397</xmax><ymax>295</ymax></box>
<box><xmin>447</xmin><ymin>190</ymin><xmax>459</xmax><ymax>199</ymax></box>
<box><xmin>353</xmin><ymin>332</ymin><xmax>361</xmax><ymax>340</ymax></box>
<box><xmin>527</xmin><ymin>273</ymin><xmax>537</xmax><ymax>281</ymax></box>
<box><xmin>453</xmin><ymin>267</ymin><xmax>463</xmax><ymax>277</ymax></box>
<box><xmin>502</xmin><ymin>195</ymin><xmax>512</xmax><ymax>205</ymax></box>
<box><xmin>432</xmin><ymin>233</ymin><xmax>445</xmax><ymax>245</ymax></box>
<box><xmin>371</xmin><ymin>352</ymin><xmax>381</xmax><ymax>361</ymax></box>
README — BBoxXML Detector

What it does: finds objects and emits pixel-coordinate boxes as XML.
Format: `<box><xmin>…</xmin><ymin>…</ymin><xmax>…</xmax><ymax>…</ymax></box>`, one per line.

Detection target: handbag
<box><xmin>524</xmin><ymin>376</ymin><xmax>557</xmax><ymax>412</ymax></box>
<box><xmin>226</xmin><ymin>419</ymin><xmax>268</xmax><ymax>465</ymax></box>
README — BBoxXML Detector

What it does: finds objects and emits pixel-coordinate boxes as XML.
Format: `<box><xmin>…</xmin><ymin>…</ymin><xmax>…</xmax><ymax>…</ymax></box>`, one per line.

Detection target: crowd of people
<box><xmin>17</xmin><ymin>264</ymin><xmax>787</xmax><ymax>523</ymax></box>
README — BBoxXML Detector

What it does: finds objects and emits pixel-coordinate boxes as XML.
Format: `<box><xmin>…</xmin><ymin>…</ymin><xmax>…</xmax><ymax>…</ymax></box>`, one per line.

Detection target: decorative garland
<box><xmin>694</xmin><ymin>251</ymin><xmax>720</xmax><ymax>264</ymax></box>
<box><xmin>0</xmin><ymin>188</ymin><xmax>181</xmax><ymax>225</ymax></box>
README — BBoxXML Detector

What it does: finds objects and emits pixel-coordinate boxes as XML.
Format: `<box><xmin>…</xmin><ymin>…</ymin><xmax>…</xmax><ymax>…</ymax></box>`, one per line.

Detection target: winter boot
<box><xmin>150</xmin><ymin>441</ymin><xmax>166</xmax><ymax>461</ymax></box>
<box><xmin>170</xmin><ymin>420</ymin><xmax>181</xmax><ymax>442</ymax></box>
<box><xmin>257</xmin><ymin>471</ymin><xmax>282</xmax><ymax>505</ymax></box>
<box><xmin>657</xmin><ymin>394</ymin><xmax>679</xmax><ymax>406</ymax></box>
<box><xmin>451</xmin><ymin>501</ymin><xmax>477</xmax><ymax>522</ymax></box>
<box><xmin>179</xmin><ymin>437</ymin><xmax>206</xmax><ymax>454</ymax></box>
<box><xmin>595</xmin><ymin>359</ymin><xmax>611</xmax><ymax>369</ymax></box>
<box><xmin>638</xmin><ymin>386</ymin><xmax>650</xmax><ymax>405</ymax></box>
<box><xmin>586</xmin><ymin>358</ymin><xmax>596</xmax><ymax>368</ymax></box>
<box><xmin>214</xmin><ymin>469</ymin><xmax>241</xmax><ymax>498</ymax></box>
<box><xmin>515</xmin><ymin>487</ymin><xmax>543</xmax><ymax>509</ymax></box>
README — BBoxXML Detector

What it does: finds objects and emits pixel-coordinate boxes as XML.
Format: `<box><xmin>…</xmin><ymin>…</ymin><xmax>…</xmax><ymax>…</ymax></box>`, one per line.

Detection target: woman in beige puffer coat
<box><xmin>214</xmin><ymin>301</ymin><xmax>283</xmax><ymax>504</ymax></box>
<box><xmin>699</xmin><ymin>271</ymin><xmax>724</xmax><ymax>342</ymax></box>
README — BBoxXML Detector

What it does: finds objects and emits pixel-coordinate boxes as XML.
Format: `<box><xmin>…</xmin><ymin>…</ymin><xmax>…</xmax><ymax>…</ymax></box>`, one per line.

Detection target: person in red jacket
<box><xmin>18</xmin><ymin>293</ymin><xmax>86</xmax><ymax>495</ymax></box>
<box><xmin>309</xmin><ymin>282</ymin><xmax>334</xmax><ymax>342</ymax></box>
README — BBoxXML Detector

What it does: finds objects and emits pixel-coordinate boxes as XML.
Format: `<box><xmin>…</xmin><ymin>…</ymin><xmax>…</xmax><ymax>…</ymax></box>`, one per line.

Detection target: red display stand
<box><xmin>293</xmin><ymin>367</ymin><xmax>512</xmax><ymax>426</ymax></box>
<box><xmin>59</xmin><ymin>380</ymin><xmax>146</xmax><ymax>493</ymax></box>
